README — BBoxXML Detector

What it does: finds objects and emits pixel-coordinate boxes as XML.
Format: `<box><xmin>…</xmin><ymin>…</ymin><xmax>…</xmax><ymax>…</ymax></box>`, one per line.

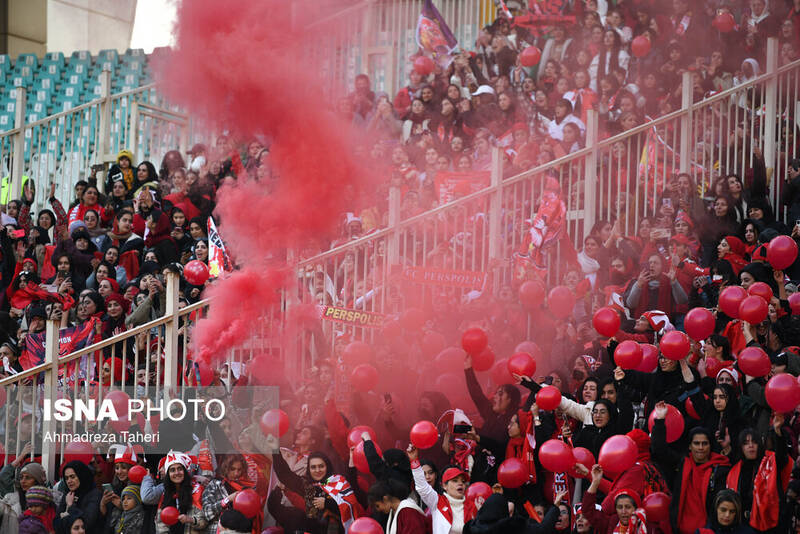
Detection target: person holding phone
<box><xmin>100</xmin><ymin>446</ymin><xmax>137</xmax><ymax>531</ymax></box>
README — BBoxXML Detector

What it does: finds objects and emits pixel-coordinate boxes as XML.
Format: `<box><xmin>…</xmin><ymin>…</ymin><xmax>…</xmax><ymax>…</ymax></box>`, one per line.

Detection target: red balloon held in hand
<box><xmin>413</xmin><ymin>56</ymin><xmax>435</xmax><ymax>75</ymax></box>
<box><xmin>767</xmin><ymin>235</ymin><xmax>799</xmax><ymax>270</ymax></box>
<box><xmin>497</xmin><ymin>457</ymin><xmax>530</xmax><ymax>488</ymax></box>
<box><xmin>685</xmin><ymin>394</ymin><xmax>708</xmax><ymax>420</ymax></box>
<box><xmin>519</xmin><ymin>46</ymin><xmax>542</xmax><ymax>67</ymax></box>
<box><xmin>410</xmin><ymin>421</ymin><xmax>438</xmax><ymax>449</ymax></box>
<box><xmin>184</xmin><ymin>260</ymin><xmax>210</xmax><ymax>286</ymax></box>
<box><xmin>631</xmin><ymin>35</ymin><xmax>651</xmax><ymax>57</ymax></box>
<box><xmin>684</xmin><ymin>308</ymin><xmax>715</xmax><ymax>341</ymax></box>
<box><xmin>343</xmin><ymin>341</ymin><xmax>372</xmax><ymax>368</ymax></box>
<box><xmin>347</xmin><ymin>426</ymin><xmax>377</xmax><ymax>448</ymax></box>
<box><xmin>465</xmin><ymin>482</ymin><xmax>492</xmax><ymax>503</ymax></box>
<box><xmin>647</xmin><ymin>404</ymin><xmax>685</xmax><ymax>443</ymax></box>
<box><xmin>128</xmin><ymin>465</ymin><xmax>147</xmax><ymax>484</ymax></box>
<box><xmin>592</xmin><ymin>307</ymin><xmax>620</xmax><ymax>337</ymax></box>
<box><xmin>507</xmin><ymin>352</ymin><xmax>537</xmax><ymax>378</ymax></box>
<box><xmin>643</xmin><ymin>492</ymin><xmax>671</xmax><ymax>522</ymax></box>
<box><xmin>790</xmin><ymin>293</ymin><xmax>800</xmax><ymax>314</ymax></box>
<box><xmin>738</xmin><ymin>295</ymin><xmax>768</xmax><ymax>324</ymax></box>
<box><xmin>548</xmin><ymin>286</ymin><xmax>575</xmax><ymax>319</ymax></box>
<box><xmin>538</xmin><ymin>439</ymin><xmax>574</xmax><ymax>473</ymax></box>
<box><xmin>659</xmin><ymin>330</ymin><xmax>690</xmax><ymax>361</ymax></box>
<box><xmin>748</xmin><ymin>282</ymin><xmax>773</xmax><ymax>303</ymax></box>
<box><xmin>705</xmin><ymin>357</ymin><xmax>725</xmax><ymax>380</ymax></box>
<box><xmin>472</xmin><ymin>347</ymin><xmax>495</xmax><ymax>372</ymax></box>
<box><xmin>569</xmin><ymin>447</ymin><xmax>595</xmax><ymax>479</ymax></box>
<box><xmin>350</xmin><ymin>364</ymin><xmax>378</xmax><ymax>392</ymax></box>
<box><xmin>765</xmin><ymin>373</ymin><xmax>800</xmax><ymax>413</ymax></box>
<box><xmin>536</xmin><ymin>385</ymin><xmax>561</xmax><ymax>411</ymax></box>
<box><xmin>160</xmin><ymin>507</ymin><xmax>180</xmax><ymax>526</ymax></box>
<box><xmin>353</xmin><ymin>440</ymin><xmax>382</xmax><ymax>473</ymax></box>
<box><xmin>349</xmin><ymin>517</ymin><xmax>384</xmax><ymax>534</ymax></box>
<box><xmin>233</xmin><ymin>489</ymin><xmax>261</xmax><ymax>519</ymax></box>
<box><xmin>518</xmin><ymin>280</ymin><xmax>545</xmax><ymax>310</ymax></box>
<box><xmin>462</xmin><ymin>327</ymin><xmax>489</xmax><ymax>355</ymax></box>
<box><xmin>614</xmin><ymin>341</ymin><xmax>643</xmax><ymax>370</ymax></box>
<box><xmin>598</xmin><ymin>435</ymin><xmax>637</xmax><ymax>476</ymax></box>
<box><xmin>713</xmin><ymin>11</ymin><xmax>736</xmax><ymax>32</ymax></box>
<box><xmin>719</xmin><ymin>286</ymin><xmax>747</xmax><ymax>318</ymax></box>
<box><xmin>260</xmin><ymin>409</ymin><xmax>289</xmax><ymax>438</ymax></box>
<box><xmin>636</xmin><ymin>344</ymin><xmax>659</xmax><ymax>373</ymax></box>
<box><xmin>737</xmin><ymin>346</ymin><xmax>771</xmax><ymax>377</ymax></box>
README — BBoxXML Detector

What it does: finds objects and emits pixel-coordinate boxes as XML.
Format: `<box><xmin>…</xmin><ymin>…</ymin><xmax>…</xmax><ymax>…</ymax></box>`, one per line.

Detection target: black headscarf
<box><xmin>61</xmin><ymin>460</ymin><xmax>95</xmax><ymax>498</ymax></box>
<box><xmin>463</xmin><ymin>494</ymin><xmax>525</xmax><ymax>534</ymax></box>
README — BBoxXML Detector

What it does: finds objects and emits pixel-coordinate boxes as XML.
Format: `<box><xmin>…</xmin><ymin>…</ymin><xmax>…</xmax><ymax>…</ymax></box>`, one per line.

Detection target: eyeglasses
<box><xmin>591</xmin><ymin>409</ymin><xmax>609</xmax><ymax>415</ymax></box>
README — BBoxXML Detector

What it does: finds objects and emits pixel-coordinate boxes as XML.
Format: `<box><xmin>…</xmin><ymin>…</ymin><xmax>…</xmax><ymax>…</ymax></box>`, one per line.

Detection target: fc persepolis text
<box><xmin>42</xmin><ymin>398</ymin><xmax>225</xmax><ymax>422</ymax></box>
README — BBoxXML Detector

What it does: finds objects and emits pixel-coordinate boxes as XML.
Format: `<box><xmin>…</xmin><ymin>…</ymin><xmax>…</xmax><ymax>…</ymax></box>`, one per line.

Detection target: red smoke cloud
<box><xmin>158</xmin><ymin>0</ymin><xmax>366</xmax><ymax>362</ymax></box>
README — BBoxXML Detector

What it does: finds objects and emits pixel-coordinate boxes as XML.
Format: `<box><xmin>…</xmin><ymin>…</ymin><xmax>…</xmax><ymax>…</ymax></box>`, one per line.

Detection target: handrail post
<box><xmin>487</xmin><ymin>146</ymin><xmax>503</xmax><ymax>261</ymax></box>
<box><xmin>128</xmin><ymin>101</ymin><xmax>139</xmax><ymax>162</ymax></box>
<box><xmin>96</xmin><ymin>70</ymin><xmax>112</xmax><ymax>194</ymax></box>
<box><xmin>10</xmin><ymin>88</ymin><xmax>27</xmax><ymax>203</ymax></box>
<box><xmin>584</xmin><ymin>109</ymin><xmax>599</xmax><ymax>239</ymax></box>
<box><xmin>40</xmin><ymin>319</ymin><xmax>59</xmax><ymax>479</ymax></box>
<box><xmin>163</xmin><ymin>271</ymin><xmax>180</xmax><ymax>389</ymax></box>
<box><xmin>763</xmin><ymin>37</ymin><xmax>779</xmax><ymax>200</ymax></box>
<box><xmin>679</xmin><ymin>71</ymin><xmax>693</xmax><ymax>173</ymax></box>
<box><xmin>387</xmin><ymin>186</ymin><xmax>401</xmax><ymax>265</ymax></box>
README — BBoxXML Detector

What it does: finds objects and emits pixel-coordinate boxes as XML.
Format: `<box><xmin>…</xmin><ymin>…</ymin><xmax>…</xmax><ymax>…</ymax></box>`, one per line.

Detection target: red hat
<box><xmin>670</xmin><ymin>234</ymin><xmax>693</xmax><ymax>246</ymax></box>
<box><xmin>442</xmin><ymin>467</ymin><xmax>469</xmax><ymax>484</ymax></box>
<box><xmin>626</xmin><ymin>429</ymin><xmax>651</xmax><ymax>454</ymax></box>
<box><xmin>109</xmin><ymin>444</ymin><xmax>137</xmax><ymax>465</ymax></box>
<box><xmin>724</xmin><ymin>235</ymin><xmax>746</xmax><ymax>256</ymax></box>
<box><xmin>105</xmin><ymin>293</ymin><xmax>130</xmax><ymax>314</ymax></box>
<box><xmin>612</xmin><ymin>488</ymin><xmax>641</xmax><ymax>508</ymax></box>
<box><xmin>674</xmin><ymin>211</ymin><xmax>695</xmax><ymax>229</ymax></box>
<box><xmin>512</xmin><ymin>122</ymin><xmax>528</xmax><ymax>133</ymax></box>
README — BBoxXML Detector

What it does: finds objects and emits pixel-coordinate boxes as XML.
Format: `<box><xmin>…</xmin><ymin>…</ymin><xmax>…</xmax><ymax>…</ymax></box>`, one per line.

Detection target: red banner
<box><xmin>321</xmin><ymin>306</ymin><xmax>385</xmax><ymax>328</ymax></box>
<box><xmin>434</xmin><ymin>171</ymin><xmax>490</xmax><ymax>204</ymax></box>
<box><xmin>401</xmin><ymin>266</ymin><xmax>487</xmax><ymax>289</ymax></box>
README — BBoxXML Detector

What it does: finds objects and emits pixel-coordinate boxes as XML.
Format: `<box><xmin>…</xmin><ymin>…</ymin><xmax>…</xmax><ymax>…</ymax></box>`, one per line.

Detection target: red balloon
<box><xmin>410</xmin><ymin>420</ymin><xmax>438</xmax><ymax>449</ymax></box>
<box><xmin>719</xmin><ymin>286</ymin><xmax>747</xmax><ymax>318</ymax></box>
<box><xmin>684</xmin><ymin>308</ymin><xmax>715</xmax><ymax>341</ymax></box>
<box><xmin>659</xmin><ymin>331</ymin><xmax>690</xmax><ymax>361</ymax></box>
<box><xmin>519</xmin><ymin>46</ymin><xmax>542</xmax><ymax>67</ymax></box>
<box><xmin>233</xmin><ymin>489</ymin><xmax>261</xmax><ymax>519</ymax></box>
<box><xmin>636</xmin><ymin>344</ymin><xmax>659</xmax><ymax>373</ymax></box>
<box><xmin>631</xmin><ymin>35</ymin><xmax>651</xmax><ymax>58</ymax></box>
<box><xmin>713</xmin><ymin>11</ymin><xmax>736</xmax><ymax>32</ymax></box>
<box><xmin>592</xmin><ymin>307</ymin><xmax>621</xmax><ymax>337</ymax></box>
<box><xmin>160</xmin><ymin>507</ymin><xmax>180</xmax><ymax>526</ymax></box>
<box><xmin>400</xmin><ymin>308</ymin><xmax>426</xmax><ymax>331</ymax></box>
<box><xmin>739</xmin><ymin>295</ymin><xmax>768</xmax><ymax>324</ymax></box>
<box><xmin>519</xmin><ymin>280</ymin><xmax>545</xmax><ymax>310</ymax></box>
<box><xmin>435</xmin><ymin>347</ymin><xmax>467</xmax><ymax>373</ymax></box>
<box><xmin>643</xmin><ymin>492</ymin><xmax>671</xmax><ymax>522</ymax></box>
<box><xmin>790</xmin><ymin>292</ymin><xmax>800</xmax><ymax>314</ymax></box>
<box><xmin>598</xmin><ymin>435</ymin><xmax>637</xmax><ymax>477</ymax></box>
<box><xmin>548</xmin><ymin>286</ymin><xmax>575</xmax><ymax>319</ymax></box>
<box><xmin>413</xmin><ymin>56</ymin><xmax>435</xmax><ymax>75</ymax></box>
<box><xmin>350</xmin><ymin>364</ymin><xmax>379</xmax><ymax>392</ymax></box>
<box><xmin>462</xmin><ymin>327</ymin><xmax>489</xmax><ymax>355</ymax></box>
<box><xmin>536</xmin><ymin>385</ymin><xmax>561</xmax><ymax>411</ymax></box>
<box><xmin>705</xmin><ymin>357</ymin><xmax>725</xmax><ymax>380</ymax></box>
<box><xmin>349</xmin><ymin>517</ymin><xmax>384</xmax><ymax>534</ymax></box>
<box><xmin>353</xmin><ymin>440</ymin><xmax>382</xmax><ymax>473</ymax></box>
<box><xmin>473</xmin><ymin>347</ymin><xmax>495</xmax><ymax>372</ymax></box>
<box><xmin>465</xmin><ymin>481</ymin><xmax>492</xmax><ymax>503</ymax></box>
<box><xmin>343</xmin><ymin>341</ymin><xmax>372</xmax><ymax>368</ymax></box>
<box><xmin>738</xmin><ymin>346</ymin><xmax>771</xmax><ymax>377</ymax></box>
<box><xmin>260</xmin><ymin>409</ymin><xmax>289</xmax><ymax>438</ymax></box>
<box><xmin>421</xmin><ymin>332</ymin><xmax>447</xmax><ymax>359</ymax></box>
<box><xmin>748</xmin><ymin>282</ymin><xmax>773</xmax><ymax>302</ymax></box>
<box><xmin>768</xmin><ymin>235</ymin><xmax>799</xmax><ymax>270</ymax></box>
<box><xmin>685</xmin><ymin>394</ymin><xmax>708</xmax><ymax>420</ymax></box>
<box><xmin>128</xmin><ymin>465</ymin><xmax>147</xmax><ymax>484</ymax></box>
<box><xmin>106</xmin><ymin>390</ymin><xmax>130</xmax><ymax>418</ymax></box>
<box><xmin>347</xmin><ymin>426</ymin><xmax>377</xmax><ymax>448</ymax></box>
<box><xmin>491</xmin><ymin>359</ymin><xmax>514</xmax><ymax>385</ymax></box>
<box><xmin>184</xmin><ymin>260</ymin><xmax>210</xmax><ymax>286</ymax></box>
<box><xmin>514</xmin><ymin>341</ymin><xmax>543</xmax><ymax>361</ymax></box>
<box><xmin>615</xmin><ymin>341</ymin><xmax>643</xmax><ymax>370</ymax></box>
<box><xmin>765</xmin><ymin>373</ymin><xmax>800</xmax><ymax>412</ymax></box>
<box><xmin>538</xmin><ymin>439</ymin><xmax>574</xmax><ymax>473</ymax></box>
<box><xmin>569</xmin><ymin>447</ymin><xmax>596</xmax><ymax>478</ymax></box>
<box><xmin>647</xmin><ymin>404</ymin><xmax>685</xmax><ymax>443</ymax></box>
<box><xmin>497</xmin><ymin>457</ymin><xmax>530</xmax><ymax>488</ymax></box>
<box><xmin>508</xmin><ymin>352</ymin><xmax>537</xmax><ymax>378</ymax></box>
<box><xmin>63</xmin><ymin>440</ymin><xmax>94</xmax><ymax>465</ymax></box>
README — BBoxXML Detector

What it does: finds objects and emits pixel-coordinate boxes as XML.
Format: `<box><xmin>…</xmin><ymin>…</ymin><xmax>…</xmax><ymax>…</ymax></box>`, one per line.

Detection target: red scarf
<box><xmin>633</xmin><ymin>275</ymin><xmax>673</xmax><ymax>318</ymax></box>
<box><xmin>726</xmin><ymin>452</ymin><xmax>780</xmax><ymax>531</ymax></box>
<box><xmin>453</xmin><ymin>438</ymin><xmax>476</xmax><ymax>472</ymax></box>
<box><xmin>23</xmin><ymin>507</ymin><xmax>55</xmax><ymax>534</ymax></box>
<box><xmin>504</xmin><ymin>411</ymin><xmax>537</xmax><ymax>484</ymax></box>
<box><xmin>677</xmin><ymin>453</ymin><xmax>729</xmax><ymax>534</ymax></box>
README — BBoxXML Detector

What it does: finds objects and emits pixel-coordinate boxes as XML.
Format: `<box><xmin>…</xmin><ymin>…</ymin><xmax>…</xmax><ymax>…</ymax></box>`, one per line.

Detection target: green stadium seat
<box><xmin>35</xmin><ymin>78</ymin><xmax>54</xmax><ymax>91</ymax></box>
<box><xmin>42</xmin><ymin>52</ymin><xmax>65</xmax><ymax>67</ymax></box>
<box><xmin>14</xmin><ymin>65</ymin><xmax>34</xmax><ymax>80</ymax></box>
<box><xmin>41</xmin><ymin>63</ymin><xmax>61</xmax><ymax>77</ymax></box>
<box><xmin>10</xmin><ymin>76</ymin><xmax>25</xmax><ymax>88</ymax></box>
<box><xmin>0</xmin><ymin>54</ymin><xmax>11</xmax><ymax>73</ymax></box>
<box><xmin>67</xmin><ymin>63</ymin><xmax>89</xmax><ymax>76</ymax></box>
<box><xmin>98</xmin><ymin>49</ymin><xmax>119</xmax><ymax>63</ymax></box>
<box><xmin>64</xmin><ymin>73</ymin><xmax>85</xmax><ymax>86</ymax></box>
<box><xmin>61</xmin><ymin>84</ymin><xmax>83</xmax><ymax>99</ymax></box>
<box><xmin>70</xmin><ymin>50</ymin><xmax>91</xmax><ymax>62</ymax></box>
<box><xmin>124</xmin><ymin>48</ymin><xmax>145</xmax><ymax>58</ymax></box>
<box><xmin>16</xmin><ymin>53</ymin><xmax>38</xmax><ymax>69</ymax></box>
<box><xmin>32</xmin><ymin>89</ymin><xmax>50</xmax><ymax>103</ymax></box>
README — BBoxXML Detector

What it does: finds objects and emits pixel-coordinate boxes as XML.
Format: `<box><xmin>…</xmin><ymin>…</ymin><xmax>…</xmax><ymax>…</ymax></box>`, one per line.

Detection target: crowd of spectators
<box><xmin>1</xmin><ymin>1</ymin><xmax>800</xmax><ymax>534</ymax></box>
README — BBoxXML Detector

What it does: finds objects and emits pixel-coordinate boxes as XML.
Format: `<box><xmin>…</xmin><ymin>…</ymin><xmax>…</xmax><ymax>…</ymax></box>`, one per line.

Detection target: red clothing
<box><xmin>726</xmin><ymin>452</ymin><xmax>781</xmax><ymax>531</ymax></box>
<box><xmin>677</xmin><ymin>453</ymin><xmax>729</xmax><ymax>534</ymax></box>
<box><xmin>395</xmin><ymin>506</ymin><xmax>428</xmax><ymax>534</ymax></box>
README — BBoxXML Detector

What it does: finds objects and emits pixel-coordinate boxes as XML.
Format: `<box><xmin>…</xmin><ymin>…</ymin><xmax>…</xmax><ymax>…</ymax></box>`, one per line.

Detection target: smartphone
<box><xmin>543</xmin><ymin>376</ymin><xmax>554</xmax><ymax>386</ymax></box>
<box><xmin>453</xmin><ymin>424</ymin><xmax>472</xmax><ymax>434</ymax></box>
<box><xmin>102</xmin><ymin>483</ymin><xmax>113</xmax><ymax>493</ymax></box>
<box><xmin>795</xmin><ymin>219</ymin><xmax>800</xmax><ymax>227</ymax></box>
<box><xmin>662</xmin><ymin>198</ymin><xmax>672</xmax><ymax>208</ymax></box>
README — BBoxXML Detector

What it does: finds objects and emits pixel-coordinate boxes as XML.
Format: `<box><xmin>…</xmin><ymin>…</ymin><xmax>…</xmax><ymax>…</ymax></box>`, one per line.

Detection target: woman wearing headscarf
<box><xmin>67</xmin><ymin>187</ymin><xmax>106</xmax><ymax>228</ymax></box>
<box><xmin>573</xmin><ymin>398</ymin><xmax>619</xmax><ymax>459</ymax></box>
<box><xmin>0</xmin><ymin>463</ymin><xmax>51</xmax><ymax>534</ymax></box>
<box><xmin>144</xmin><ymin>211</ymin><xmax>178</xmax><ymax>266</ymax></box>
<box><xmin>56</xmin><ymin>462</ymin><xmax>101</xmax><ymax>534</ymax></box>
<box><xmin>200</xmin><ymin>455</ymin><xmax>257</xmax><ymax>534</ymax></box>
<box><xmin>693</xmin><ymin>384</ymin><xmax>747</xmax><ymax>457</ymax></box>
<box><xmin>588</xmin><ymin>30</ymin><xmax>629</xmax><ymax>92</ymax></box>
<box><xmin>154</xmin><ymin>452</ymin><xmax>206</xmax><ymax>534</ymax></box>
<box><xmin>718</xmin><ymin>236</ymin><xmax>748</xmax><ymax>275</ymax></box>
